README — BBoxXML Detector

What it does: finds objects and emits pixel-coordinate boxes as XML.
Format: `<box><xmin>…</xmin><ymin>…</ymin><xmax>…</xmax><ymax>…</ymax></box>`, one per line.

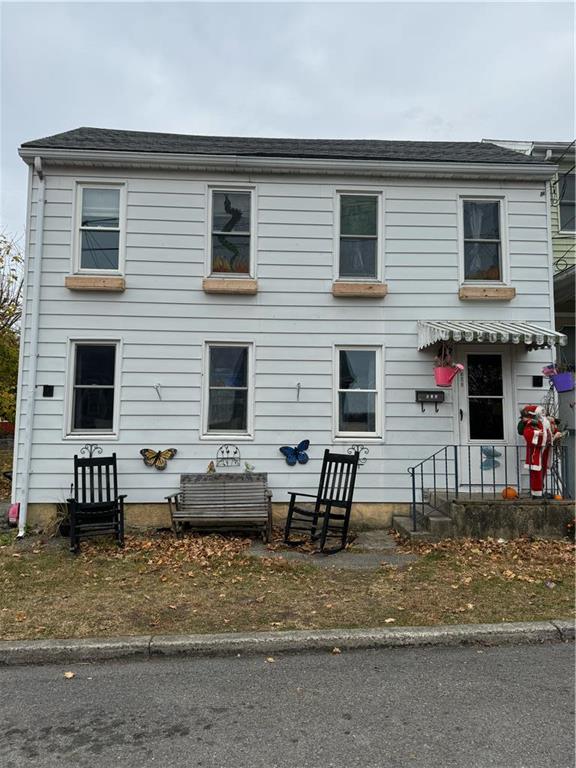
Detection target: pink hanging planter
<box><xmin>434</xmin><ymin>364</ymin><xmax>464</xmax><ymax>388</ymax></box>
<box><xmin>550</xmin><ymin>372</ymin><xmax>575</xmax><ymax>393</ymax></box>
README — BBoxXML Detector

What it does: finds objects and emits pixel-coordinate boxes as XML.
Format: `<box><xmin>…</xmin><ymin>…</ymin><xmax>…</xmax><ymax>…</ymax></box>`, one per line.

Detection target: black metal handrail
<box><xmin>407</xmin><ymin>443</ymin><xmax>570</xmax><ymax>533</ymax></box>
<box><xmin>407</xmin><ymin>446</ymin><xmax>458</xmax><ymax>532</ymax></box>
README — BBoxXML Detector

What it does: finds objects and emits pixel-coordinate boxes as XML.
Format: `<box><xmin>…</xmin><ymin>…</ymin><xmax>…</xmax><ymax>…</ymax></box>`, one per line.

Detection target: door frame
<box><xmin>453</xmin><ymin>345</ymin><xmax>515</xmax><ymax>447</ymax></box>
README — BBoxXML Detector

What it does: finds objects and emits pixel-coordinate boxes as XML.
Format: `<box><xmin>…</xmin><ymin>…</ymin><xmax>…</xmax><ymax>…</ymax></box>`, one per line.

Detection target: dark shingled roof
<box><xmin>21</xmin><ymin>127</ymin><xmax>547</xmax><ymax>165</ymax></box>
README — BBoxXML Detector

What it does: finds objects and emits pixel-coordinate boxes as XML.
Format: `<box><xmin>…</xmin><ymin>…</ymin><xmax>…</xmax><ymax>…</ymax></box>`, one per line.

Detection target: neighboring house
<box><xmin>484</xmin><ymin>140</ymin><xmax>574</xmax><ymax>335</ymax></box>
<box><xmin>13</xmin><ymin>128</ymin><xmax>567</xmax><ymax>534</ymax></box>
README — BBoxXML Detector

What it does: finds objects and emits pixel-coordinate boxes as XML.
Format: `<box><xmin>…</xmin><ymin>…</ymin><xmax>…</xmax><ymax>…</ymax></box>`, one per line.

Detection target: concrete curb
<box><xmin>0</xmin><ymin>620</ymin><xmax>573</xmax><ymax>667</ymax></box>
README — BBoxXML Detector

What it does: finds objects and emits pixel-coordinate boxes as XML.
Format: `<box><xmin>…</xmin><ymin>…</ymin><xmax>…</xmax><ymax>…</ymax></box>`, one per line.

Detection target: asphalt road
<box><xmin>1</xmin><ymin>643</ymin><xmax>574</xmax><ymax>768</ymax></box>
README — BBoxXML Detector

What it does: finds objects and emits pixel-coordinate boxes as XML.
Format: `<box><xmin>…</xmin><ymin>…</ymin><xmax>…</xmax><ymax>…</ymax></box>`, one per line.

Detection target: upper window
<box><xmin>205</xmin><ymin>344</ymin><xmax>252</xmax><ymax>435</ymax></box>
<box><xmin>69</xmin><ymin>342</ymin><xmax>117</xmax><ymax>434</ymax></box>
<box><xmin>338</xmin><ymin>194</ymin><xmax>379</xmax><ymax>279</ymax></box>
<box><xmin>210</xmin><ymin>190</ymin><xmax>252</xmax><ymax>275</ymax></box>
<box><xmin>463</xmin><ymin>200</ymin><xmax>502</xmax><ymax>282</ymax></box>
<box><xmin>76</xmin><ymin>185</ymin><xmax>123</xmax><ymax>272</ymax></box>
<box><xmin>559</xmin><ymin>173</ymin><xmax>575</xmax><ymax>233</ymax></box>
<box><xmin>336</xmin><ymin>348</ymin><xmax>380</xmax><ymax>436</ymax></box>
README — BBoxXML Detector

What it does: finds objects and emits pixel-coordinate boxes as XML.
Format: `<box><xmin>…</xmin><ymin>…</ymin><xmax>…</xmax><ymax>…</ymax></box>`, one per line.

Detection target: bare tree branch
<box><xmin>0</xmin><ymin>232</ymin><xmax>24</xmax><ymax>333</ymax></box>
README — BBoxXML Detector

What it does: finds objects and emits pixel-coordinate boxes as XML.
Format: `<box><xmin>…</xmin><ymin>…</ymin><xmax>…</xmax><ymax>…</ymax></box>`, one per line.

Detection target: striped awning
<box><xmin>417</xmin><ymin>321</ymin><xmax>567</xmax><ymax>350</ymax></box>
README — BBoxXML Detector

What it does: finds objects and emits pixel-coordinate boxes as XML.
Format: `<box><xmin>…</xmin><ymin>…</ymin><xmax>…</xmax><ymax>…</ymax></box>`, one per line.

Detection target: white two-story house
<box><xmin>13</xmin><ymin>128</ymin><xmax>567</xmax><ymax>534</ymax></box>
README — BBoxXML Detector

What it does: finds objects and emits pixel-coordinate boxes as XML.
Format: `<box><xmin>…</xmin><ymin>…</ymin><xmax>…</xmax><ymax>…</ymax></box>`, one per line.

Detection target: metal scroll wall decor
<box><xmin>216</xmin><ymin>444</ymin><xmax>241</xmax><ymax>468</ymax></box>
<box><xmin>347</xmin><ymin>445</ymin><xmax>369</xmax><ymax>465</ymax></box>
<box><xmin>80</xmin><ymin>444</ymin><xmax>103</xmax><ymax>459</ymax></box>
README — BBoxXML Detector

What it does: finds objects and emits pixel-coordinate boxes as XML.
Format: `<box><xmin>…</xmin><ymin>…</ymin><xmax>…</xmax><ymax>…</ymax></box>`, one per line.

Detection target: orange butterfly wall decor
<box><xmin>140</xmin><ymin>448</ymin><xmax>177</xmax><ymax>470</ymax></box>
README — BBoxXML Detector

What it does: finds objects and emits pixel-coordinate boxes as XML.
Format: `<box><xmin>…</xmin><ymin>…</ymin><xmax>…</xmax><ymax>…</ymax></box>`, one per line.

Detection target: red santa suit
<box><xmin>520</xmin><ymin>405</ymin><xmax>560</xmax><ymax>497</ymax></box>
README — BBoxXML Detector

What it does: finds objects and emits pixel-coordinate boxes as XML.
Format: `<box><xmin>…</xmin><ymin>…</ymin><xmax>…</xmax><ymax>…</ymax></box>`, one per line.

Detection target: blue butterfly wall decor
<box><xmin>480</xmin><ymin>446</ymin><xmax>501</xmax><ymax>470</ymax></box>
<box><xmin>280</xmin><ymin>440</ymin><xmax>310</xmax><ymax>466</ymax></box>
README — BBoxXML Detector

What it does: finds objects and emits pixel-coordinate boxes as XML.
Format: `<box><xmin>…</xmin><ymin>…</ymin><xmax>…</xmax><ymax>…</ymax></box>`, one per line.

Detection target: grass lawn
<box><xmin>0</xmin><ymin>531</ymin><xmax>573</xmax><ymax>641</ymax></box>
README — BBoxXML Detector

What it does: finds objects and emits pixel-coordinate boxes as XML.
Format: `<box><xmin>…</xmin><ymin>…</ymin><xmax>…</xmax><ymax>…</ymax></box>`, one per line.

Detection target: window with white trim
<box><xmin>559</xmin><ymin>173</ymin><xmax>575</xmax><ymax>233</ymax></box>
<box><xmin>336</xmin><ymin>348</ymin><xmax>380</xmax><ymax>436</ymax></box>
<box><xmin>76</xmin><ymin>185</ymin><xmax>123</xmax><ymax>272</ymax></box>
<box><xmin>462</xmin><ymin>199</ymin><xmax>503</xmax><ymax>281</ymax></box>
<box><xmin>210</xmin><ymin>190</ymin><xmax>252</xmax><ymax>275</ymax></box>
<box><xmin>338</xmin><ymin>194</ymin><xmax>379</xmax><ymax>279</ymax></box>
<box><xmin>205</xmin><ymin>344</ymin><xmax>251</xmax><ymax>434</ymax></box>
<box><xmin>69</xmin><ymin>342</ymin><xmax>118</xmax><ymax>433</ymax></box>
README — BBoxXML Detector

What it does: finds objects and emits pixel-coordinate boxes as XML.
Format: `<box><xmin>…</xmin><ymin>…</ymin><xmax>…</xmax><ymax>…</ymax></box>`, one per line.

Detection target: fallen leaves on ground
<box><xmin>81</xmin><ymin>532</ymin><xmax>252</xmax><ymax>571</ymax></box>
<box><xmin>63</xmin><ymin>671</ymin><xmax>75</xmax><ymax>679</ymax></box>
<box><xmin>391</xmin><ymin>532</ymin><xmax>575</xmax><ymax>583</ymax></box>
<box><xmin>265</xmin><ymin>526</ymin><xmax>356</xmax><ymax>554</ymax></box>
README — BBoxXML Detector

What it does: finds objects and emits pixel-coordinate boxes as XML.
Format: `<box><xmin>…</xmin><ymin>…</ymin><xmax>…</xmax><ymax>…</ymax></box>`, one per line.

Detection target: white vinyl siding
<box><xmin>13</xmin><ymin>169</ymin><xmax>555</xmax><ymax>508</ymax></box>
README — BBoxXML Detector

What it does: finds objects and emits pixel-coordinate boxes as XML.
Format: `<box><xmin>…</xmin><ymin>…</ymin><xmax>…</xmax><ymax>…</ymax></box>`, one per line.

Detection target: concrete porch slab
<box><xmin>248</xmin><ymin>533</ymin><xmax>419</xmax><ymax>571</ymax></box>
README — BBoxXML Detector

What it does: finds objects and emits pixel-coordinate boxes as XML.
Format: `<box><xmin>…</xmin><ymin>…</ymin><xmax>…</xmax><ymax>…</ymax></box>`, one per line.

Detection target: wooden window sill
<box><xmin>65</xmin><ymin>275</ymin><xmax>125</xmax><ymax>292</ymax></box>
<box><xmin>203</xmin><ymin>278</ymin><xmax>258</xmax><ymax>295</ymax></box>
<box><xmin>459</xmin><ymin>285</ymin><xmax>516</xmax><ymax>301</ymax></box>
<box><xmin>332</xmin><ymin>281</ymin><xmax>388</xmax><ymax>298</ymax></box>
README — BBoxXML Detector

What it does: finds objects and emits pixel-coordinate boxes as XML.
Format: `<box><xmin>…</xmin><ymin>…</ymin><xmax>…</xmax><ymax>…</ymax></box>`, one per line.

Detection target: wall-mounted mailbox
<box><xmin>532</xmin><ymin>376</ymin><xmax>544</xmax><ymax>388</ymax></box>
<box><xmin>42</xmin><ymin>385</ymin><xmax>54</xmax><ymax>398</ymax></box>
<box><xmin>415</xmin><ymin>390</ymin><xmax>445</xmax><ymax>413</ymax></box>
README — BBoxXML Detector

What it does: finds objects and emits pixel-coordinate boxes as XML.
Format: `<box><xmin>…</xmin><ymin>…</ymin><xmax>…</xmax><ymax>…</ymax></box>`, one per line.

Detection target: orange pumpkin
<box><xmin>501</xmin><ymin>486</ymin><xmax>519</xmax><ymax>499</ymax></box>
<box><xmin>553</xmin><ymin>494</ymin><xmax>563</xmax><ymax>501</ymax></box>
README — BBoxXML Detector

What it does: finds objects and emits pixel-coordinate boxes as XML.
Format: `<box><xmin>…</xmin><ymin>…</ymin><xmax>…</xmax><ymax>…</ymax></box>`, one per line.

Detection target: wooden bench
<box><xmin>166</xmin><ymin>472</ymin><xmax>272</xmax><ymax>541</ymax></box>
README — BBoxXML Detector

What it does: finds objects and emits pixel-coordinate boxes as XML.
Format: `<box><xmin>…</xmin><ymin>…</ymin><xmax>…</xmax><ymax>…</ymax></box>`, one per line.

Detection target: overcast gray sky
<box><xmin>1</xmin><ymin>1</ymin><xmax>574</xmax><ymax>238</ymax></box>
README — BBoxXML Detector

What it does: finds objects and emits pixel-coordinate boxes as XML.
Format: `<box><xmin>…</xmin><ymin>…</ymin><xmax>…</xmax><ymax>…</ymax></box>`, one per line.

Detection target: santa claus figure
<box><xmin>517</xmin><ymin>404</ymin><xmax>563</xmax><ymax>497</ymax></box>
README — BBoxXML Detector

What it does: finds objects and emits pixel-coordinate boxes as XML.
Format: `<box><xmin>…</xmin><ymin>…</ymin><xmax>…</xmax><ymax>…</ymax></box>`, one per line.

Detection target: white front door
<box><xmin>456</xmin><ymin>347</ymin><xmax>518</xmax><ymax>490</ymax></box>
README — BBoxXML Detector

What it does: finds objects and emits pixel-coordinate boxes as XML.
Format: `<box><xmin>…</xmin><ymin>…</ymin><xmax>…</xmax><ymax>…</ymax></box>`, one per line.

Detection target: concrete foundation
<box><xmin>450</xmin><ymin>498</ymin><xmax>575</xmax><ymax>539</ymax></box>
<box><xmin>27</xmin><ymin>500</ymin><xmax>410</xmax><ymax>533</ymax></box>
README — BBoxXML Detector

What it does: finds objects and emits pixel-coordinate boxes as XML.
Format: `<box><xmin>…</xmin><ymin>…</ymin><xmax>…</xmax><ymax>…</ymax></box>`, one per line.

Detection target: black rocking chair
<box><xmin>67</xmin><ymin>453</ymin><xmax>126</xmax><ymax>554</ymax></box>
<box><xmin>284</xmin><ymin>449</ymin><xmax>360</xmax><ymax>553</ymax></box>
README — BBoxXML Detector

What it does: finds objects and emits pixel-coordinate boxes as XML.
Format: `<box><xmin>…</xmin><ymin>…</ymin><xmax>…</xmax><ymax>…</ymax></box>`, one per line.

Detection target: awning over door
<box><xmin>417</xmin><ymin>320</ymin><xmax>567</xmax><ymax>350</ymax></box>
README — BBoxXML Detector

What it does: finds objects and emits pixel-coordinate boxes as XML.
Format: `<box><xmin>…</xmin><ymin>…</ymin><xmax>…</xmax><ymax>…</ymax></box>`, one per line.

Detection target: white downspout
<box><xmin>17</xmin><ymin>157</ymin><xmax>45</xmax><ymax>537</ymax></box>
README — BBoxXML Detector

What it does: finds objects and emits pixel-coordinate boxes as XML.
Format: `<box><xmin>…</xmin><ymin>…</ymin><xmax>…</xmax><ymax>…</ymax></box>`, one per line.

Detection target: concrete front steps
<box><xmin>393</xmin><ymin>491</ymin><xmax>573</xmax><ymax>541</ymax></box>
<box><xmin>392</xmin><ymin>504</ymin><xmax>454</xmax><ymax>542</ymax></box>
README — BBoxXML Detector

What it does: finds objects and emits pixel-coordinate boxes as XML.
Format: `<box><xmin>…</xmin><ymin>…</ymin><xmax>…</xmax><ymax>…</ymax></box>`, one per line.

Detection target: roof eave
<box><xmin>18</xmin><ymin>146</ymin><xmax>557</xmax><ymax>181</ymax></box>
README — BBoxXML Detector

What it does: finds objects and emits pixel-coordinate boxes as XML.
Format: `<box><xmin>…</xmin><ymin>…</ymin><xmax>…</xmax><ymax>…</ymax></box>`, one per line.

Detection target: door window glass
<box><xmin>467</xmin><ymin>354</ymin><xmax>505</xmax><ymax>440</ymax></box>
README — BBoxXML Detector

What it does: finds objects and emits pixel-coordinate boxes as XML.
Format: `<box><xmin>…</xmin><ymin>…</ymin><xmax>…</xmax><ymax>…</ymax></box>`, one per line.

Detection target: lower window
<box><xmin>205</xmin><ymin>343</ymin><xmax>251</xmax><ymax>434</ymax></box>
<box><xmin>70</xmin><ymin>342</ymin><xmax>117</xmax><ymax>433</ymax></box>
<box><xmin>336</xmin><ymin>347</ymin><xmax>380</xmax><ymax>436</ymax></box>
